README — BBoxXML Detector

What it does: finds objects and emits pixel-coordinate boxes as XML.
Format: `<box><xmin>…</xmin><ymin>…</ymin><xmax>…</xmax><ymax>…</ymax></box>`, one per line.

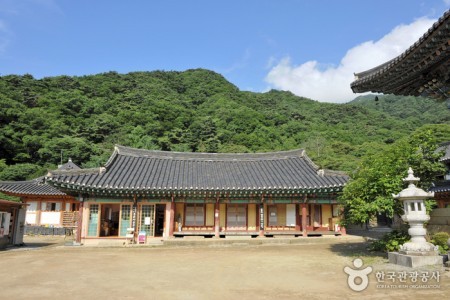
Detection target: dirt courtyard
<box><xmin>1</xmin><ymin>236</ymin><xmax>448</xmax><ymax>300</ymax></box>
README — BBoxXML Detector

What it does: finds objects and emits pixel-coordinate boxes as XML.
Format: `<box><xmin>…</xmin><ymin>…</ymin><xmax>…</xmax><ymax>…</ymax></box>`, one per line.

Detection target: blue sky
<box><xmin>1</xmin><ymin>0</ymin><xmax>449</xmax><ymax>102</ymax></box>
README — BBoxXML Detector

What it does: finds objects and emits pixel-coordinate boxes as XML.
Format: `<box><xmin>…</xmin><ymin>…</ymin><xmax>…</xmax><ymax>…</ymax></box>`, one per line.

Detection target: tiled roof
<box><xmin>0</xmin><ymin>199</ymin><xmax>24</xmax><ymax>206</ymax></box>
<box><xmin>58</xmin><ymin>158</ymin><xmax>81</xmax><ymax>171</ymax></box>
<box><xmin>350</xmin><ymin>10</ymin><xmax>450</xmax><ymax>100</ymax></box>
<box><xmin>430</xmin><ymin>181</ymin><xmax>450</xmax><ymax>193</ymax></box>
<box><xmin>0</xmin><ymin>159</ymin><xmax>80</xmax><ymax>197</ymax></box>
<box><xmin>46</xmin><ymin>145</ymin><xmax>349</xmax><ymax>196</ymax></box>
<box><xmin>0</xmin><ymin>177</ymin><xmax>67</xmax><ymax>196</ymax></box>
<box><xmin>438</xmin><ymin>142</ymin><xmax>450</xmax><ymax>163</ymax></box>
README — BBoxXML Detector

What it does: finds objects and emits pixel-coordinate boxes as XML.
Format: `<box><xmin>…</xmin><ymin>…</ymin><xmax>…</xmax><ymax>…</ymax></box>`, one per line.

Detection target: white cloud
<box><xmin>265</xmin><ymin>17</ymin><xmax>436</xmax><ymax>103</ymax></box>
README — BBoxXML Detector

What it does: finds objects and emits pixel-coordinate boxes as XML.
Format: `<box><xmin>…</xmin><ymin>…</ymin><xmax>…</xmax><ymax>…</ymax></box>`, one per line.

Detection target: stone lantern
<box><xmin>388</xmin><ymin>168</ymin><xmax>443</xmax><ymax>267</ymax></box>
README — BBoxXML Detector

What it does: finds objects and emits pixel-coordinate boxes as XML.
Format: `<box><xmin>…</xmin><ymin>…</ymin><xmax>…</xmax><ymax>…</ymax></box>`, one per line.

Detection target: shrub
<box><xmin>430</xmin><ymin>232</ymin><xmax>449</xmax><ymax>255</ymax></box>
<box><xmin>369</xmin><ymin>230</ymin><xmax>410</xmax><ymax>252</ymax></box>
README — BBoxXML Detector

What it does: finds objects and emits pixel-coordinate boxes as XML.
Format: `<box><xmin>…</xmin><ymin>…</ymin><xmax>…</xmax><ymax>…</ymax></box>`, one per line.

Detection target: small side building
<box><xmin>0</xmin><ymin>159</ymin><xmax>81</xmax><ymax>234</ymax></box>
<box><xmin>0</xmin><ymin>199</ymin><xmax>26</xmax><ymax>249</ymax></box>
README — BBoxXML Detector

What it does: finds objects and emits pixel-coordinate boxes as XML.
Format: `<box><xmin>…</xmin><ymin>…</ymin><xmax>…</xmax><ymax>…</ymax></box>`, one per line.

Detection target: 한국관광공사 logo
<box><xmin>344</xmin><ymin>258</ymin><xmax>373</xmax><ymax>292</ymax></box>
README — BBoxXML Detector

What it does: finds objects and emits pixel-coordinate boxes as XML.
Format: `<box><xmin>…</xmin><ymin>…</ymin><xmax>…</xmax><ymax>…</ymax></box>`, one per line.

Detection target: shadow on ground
<box><xmin>329</xmin><ymin>241</ymin><xmax>386</xmax><ymax>259</ymax></box>
<box><xmin>0</xmin><ymin>235</ymin><xmax>68</xmax><ymax>251</ymax></box>
<box><xmin>347</xmin><ymin>229</ymin><xmax>387</xmax><ymax>240</ymax></box>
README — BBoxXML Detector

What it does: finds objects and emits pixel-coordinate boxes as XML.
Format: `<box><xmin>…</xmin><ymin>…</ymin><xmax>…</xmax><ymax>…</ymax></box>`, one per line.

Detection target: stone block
<box><xmin>388</xmin><ymin>252</ymin><xmax>443</xmax><ymax>268</ymax></box>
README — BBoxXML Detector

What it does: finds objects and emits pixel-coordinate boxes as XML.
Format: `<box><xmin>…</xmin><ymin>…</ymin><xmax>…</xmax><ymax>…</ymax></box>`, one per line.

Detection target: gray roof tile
<box><xmin>47</xmin><ymin>145</ymin><xmax>349</xmax><ymax>194</ymax></box>
<box><xmin>0</xmin><ymin>177</ymin><xmax>67</xmax><ymax>196</ymax></box>
<box><xmin>0</xmin><ymin>159</ymin><xmax>80</xmax><ymax>196</ymax></box>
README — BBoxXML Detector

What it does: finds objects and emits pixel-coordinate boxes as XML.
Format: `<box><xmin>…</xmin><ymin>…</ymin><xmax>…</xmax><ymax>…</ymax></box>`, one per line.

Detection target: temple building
<box><xmin>0</xmin><ymin>159</ymin><xmax>80</xmax><ymax>231</ymax></box>
<box><xmin>46</xmin><ymin>145</ymin><xmax>348</xmax><ymax>244</ymax></box>
<box><xmin>351</xmin><ymin>10</ymin><xmax>449</xmax><ymax>101</ymax></box>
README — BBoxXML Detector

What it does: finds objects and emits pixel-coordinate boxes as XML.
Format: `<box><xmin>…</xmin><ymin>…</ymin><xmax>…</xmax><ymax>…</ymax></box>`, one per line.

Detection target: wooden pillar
<box><xmin>165</xmin><ymin>201</ymin><xmax>175</xmax><ymax>238</ymax></box>
<box><xmin>301</xmin><ymin>203</ymin><xmax>307</xmax><ymax>237</ymax></box>
<box><xmin>76</xmin><ymin>198</ymin><xmax>83</xmax><ymax>244</ymax></box>
<box><xmin>36</xmin><ymin>198</ymin><xmax>42</xmax><ymax>226</ymax></box>
<box><xmin>59</xmin><ymin>200</ymin><xmax>64</xmax><ymax>227</ymax></box>
<box><xmin>214</xmin><ymin>201</ymin><xmax>220</xmax><ymax>238</ymax></box>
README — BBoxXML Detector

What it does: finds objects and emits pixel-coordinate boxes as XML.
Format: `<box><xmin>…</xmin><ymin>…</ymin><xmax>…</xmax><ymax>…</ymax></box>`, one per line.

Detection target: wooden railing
<box><xmin>62</xmin><ymin>211</ymin><xmax>79</xmax><ymax>228</ymax></box>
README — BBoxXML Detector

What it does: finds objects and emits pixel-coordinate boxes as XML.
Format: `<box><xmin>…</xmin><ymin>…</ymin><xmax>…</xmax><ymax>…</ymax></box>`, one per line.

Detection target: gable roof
<box><xmin>46</xmin><ymin>145</ymin><xmax>348</xmax><ymax>197</ymax></box>
<box><xmin>58</xmin><ymin>158</ymin><xmax>81</xmax><ymax>171</ymax></box>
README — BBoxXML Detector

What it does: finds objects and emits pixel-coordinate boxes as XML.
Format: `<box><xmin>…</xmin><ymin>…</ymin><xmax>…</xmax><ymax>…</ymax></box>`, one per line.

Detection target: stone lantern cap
<box><xmin>392</xmin><ymin>168</ymin><xmax>434</xmax><ymax>200</ymax></box>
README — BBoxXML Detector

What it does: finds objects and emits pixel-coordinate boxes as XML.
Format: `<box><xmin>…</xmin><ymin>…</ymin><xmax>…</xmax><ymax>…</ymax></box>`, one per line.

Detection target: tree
<box><xmin>339</xmin><ymin>127</ymin><xmax>445</xmax><ymax>226</ymax></box>
<box><xmin>0</xmin><ymin>71</ymin><xmax>448</xmax><ymax>179</ymax></box>
<box><xmin>0</xmin><ymin>163</ymin><xmax>45</xmax><ymax>181</ymax></box>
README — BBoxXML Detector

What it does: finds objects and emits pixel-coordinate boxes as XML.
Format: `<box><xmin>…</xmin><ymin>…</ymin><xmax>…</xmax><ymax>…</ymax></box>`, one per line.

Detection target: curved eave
<box><xmin>48</xmin><ymin>181</ymin><xmax>346</xmax><ymax>198</ymax></box>
<box><xmin>350</xmin><ymin>10</ymin><xmax>450</xmax><ymax>99</ymax></box>
<box><xmin>430</xmin><ymin>187</ymin><xmax>450</xmax><ymax>193</ymax></box>
<box><xmin>1</xmin><ymin>191</ymin><xmax>73</xmax><ymax>199</ymax></box>
<box><xmin>0</xmin><ymin>182</ymin><xmax>69</xmax><ymax>197</ymax></box>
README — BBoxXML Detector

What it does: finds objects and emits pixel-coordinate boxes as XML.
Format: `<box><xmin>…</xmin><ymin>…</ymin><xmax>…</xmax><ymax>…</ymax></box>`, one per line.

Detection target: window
<box><xmin>332</xmin><ymin>205</ymin><xmax>340</xmax><ymax>217</ymax></box>
<box><xmin>185</xmin><ymin>204</ymin><xmax>204</xmax><ymax>226</ymax></box>
<box><xmin>286</xmin><ymin>204</ymin><xmax>296</xmax><ymax>226</ymax></box>
<box><xmin>227</xmin><ymin>204</ymin><xmax>246</xmax><ymax>227</ymax></box>
<box><xmin>44</xmin><ymin>202</ymin><xmax>60</xmax><ymax>211</ymax></box>
<box><xmin>87</xmin><ymin>204</ymin><xmax>99</xmax><ymax>237</ymax></box>
<box><xmin>313</xmin><ymin>205</ymin><xmax>321</xmax><ymax>227</ymax></box>
<box><xmin>28</xmin><ymin>202</ymin><xmax>37</xmax><ymax>212</ymax></box>
<box><xmin>0</xmin><ymin>212</ymin><xmax>11</xmax><ymax>237</ymax></box>
<box><xmin>268</xmin><ymin>205</ymin><xmax>277</xmax><ymax>226</ymax></box>
<box><xmin>120</xmin><ymin>205</ymin><xmax>131</xmax><ymax>236</ymax></box>
<box><xmin>140</xmin><ymin>205</ymin><xmax>155</xmax><ymax>236</ymax></box>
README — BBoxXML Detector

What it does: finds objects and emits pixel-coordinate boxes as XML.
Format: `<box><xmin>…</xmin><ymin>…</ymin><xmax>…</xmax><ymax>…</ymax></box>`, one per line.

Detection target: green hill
<box><xmin>1</xmin><ymin>69</ymin><xmax>449</xmax><ymax>180</ymax></box>
<box><xmin>350</xmin><ymin>94</ymin><xmax>449</xmax><ymax>124</ymax></box>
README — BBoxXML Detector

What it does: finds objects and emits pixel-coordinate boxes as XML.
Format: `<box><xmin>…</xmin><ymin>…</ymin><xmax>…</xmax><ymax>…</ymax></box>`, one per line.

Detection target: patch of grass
<box><xmin>329</xmin><ymin>242</ymin><xmax>387</xmax><ymax>266</ymax></box>
<box><xmin>430</xmin><ymin>232</ymin><xmax>449</xmax><ymax>254</ymax></box>
<box><xmin>368</xmin><ymin>230</ymin><xmax>410</xmax><ymax>252</ymax></box>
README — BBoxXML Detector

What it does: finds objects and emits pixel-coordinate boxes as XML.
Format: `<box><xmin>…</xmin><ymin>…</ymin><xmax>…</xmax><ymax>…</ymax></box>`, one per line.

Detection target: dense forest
<box><xmin>0</xmin><ymin>69</ymin><xmax>449</xmax><ymax>181</ymax></box>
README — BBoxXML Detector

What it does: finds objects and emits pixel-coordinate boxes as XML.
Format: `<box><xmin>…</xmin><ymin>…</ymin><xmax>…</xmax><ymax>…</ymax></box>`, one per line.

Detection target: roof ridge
<box><xmin>321</xmin><ymin>169</ymin><xmax>348</xmax><ymax>177</ymax></box>
<box><xmin>114</xmin><ymin>144</ymin><xmax>306</xmax><ymax>161</ymax></box>
<box><xmin>0</xmin><ymin>177</ymin><xmax>44</xmax><ymax>185</ymax></box>
<box><xmin>48</xmin><ymin>167</ymin><xmax>104</xmax><ymax>176</ymax></box>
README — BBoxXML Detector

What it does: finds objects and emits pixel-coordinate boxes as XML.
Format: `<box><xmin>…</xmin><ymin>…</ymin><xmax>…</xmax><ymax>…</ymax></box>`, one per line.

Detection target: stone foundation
<box><xmin>388</xmin><ymin>252</ymin><xmax>443</xmax><ymax>268</ymax></box>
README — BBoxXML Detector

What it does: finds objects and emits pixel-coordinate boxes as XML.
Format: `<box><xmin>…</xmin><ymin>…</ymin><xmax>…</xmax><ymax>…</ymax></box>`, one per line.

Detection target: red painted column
<box><xmin>76</xmin><ymin>200</ymin><xmax>83</xmax><ymax>244</ymax></box>
<box><xmin>166</xmin><ymin>202</ymin><xmax>175</xmax><ymax>238</ymax></box>
<box><xmin>301</xmin><ymin>203</ymin><xmax>307</xmax><ymax>237</ymax></box>
<box><xmin>214</xmin><ymin>201</ymin><xmax>220</xmax><ymax>238</ymax></box>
